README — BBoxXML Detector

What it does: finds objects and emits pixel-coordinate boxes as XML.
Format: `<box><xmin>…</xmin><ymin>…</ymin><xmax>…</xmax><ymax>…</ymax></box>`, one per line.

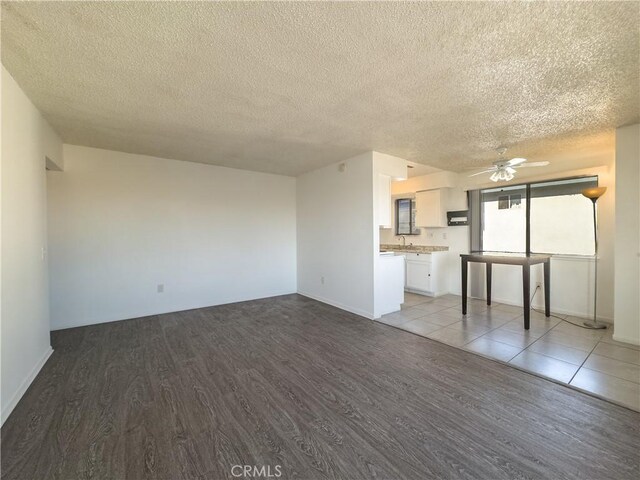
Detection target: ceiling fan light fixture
<box><xmin>470</xmin><ymin>147</ymin><xmax>549</xmax><ymax>181</ymax></box>
<box><xmin>490</xmin><ymin>168</ymin><xmax>515</xmax><ymax>182</ymax></box>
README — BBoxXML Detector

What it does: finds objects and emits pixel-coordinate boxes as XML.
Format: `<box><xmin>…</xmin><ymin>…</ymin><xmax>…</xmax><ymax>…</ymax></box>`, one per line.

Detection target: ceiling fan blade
<box><xmin>468</xmin><ymin>168</ymin><xmax>497</xmax><ymax>177</ymax></box>
<box><xmin>506</xmin><ymin>157</ymin><xmax>527</xmax><ymax>166</ymax></box>
<box><xmin>516</xmin><ymin>161</ymin><xmax>550</xmax><ymax>168</ymax></box>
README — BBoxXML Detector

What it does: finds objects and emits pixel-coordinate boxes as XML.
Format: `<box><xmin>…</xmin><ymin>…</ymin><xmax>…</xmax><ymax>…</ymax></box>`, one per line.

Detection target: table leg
<box><xmin>461</xmin><ymin>258</ymin><xmax>468</xmax><ymax>315</ymax></box>
<box><xmin>523</xmin><ymin>263</ymin><xmax>530</xmax><ymax>330</ymax></box>
<box><xmin>544</xmin><ymin>259</ymin><xmax>551</xmax><ymax>317</ymax></box>
<box><xmin>486</xmin><ymin>262</ymin><xmax>492</xmax><ymax>306</ymax></box>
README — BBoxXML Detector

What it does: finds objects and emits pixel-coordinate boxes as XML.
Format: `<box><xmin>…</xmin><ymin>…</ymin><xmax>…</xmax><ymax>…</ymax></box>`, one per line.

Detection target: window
<box><xmin>481</xmin><ymin>184</ymin><xmax>527</xmax><ymax>252</ymax></box>
<box><xmin>396</xmin><ymin>198</ymin><xmax>420</xmax><ymax>235</ymax></box>
<box><xmin>530</xmin><ymin>177</ymin><xmax>598</xmax><ymax>255</ymax></box>
<box><xmin>473</xmin><ymin>176</ymin><xmax>598</xmax><ymax>255</ymax></box>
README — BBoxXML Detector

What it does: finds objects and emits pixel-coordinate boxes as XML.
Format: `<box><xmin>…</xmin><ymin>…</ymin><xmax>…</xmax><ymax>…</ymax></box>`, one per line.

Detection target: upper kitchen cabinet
<box><xmin>377</xmin><ymin>174</ymin><xmax>392</xmax><ymax>227</ymax></box>
<box><xmin>415</xmin><ymin>189</ymin><xmax>447</xmax><ymax>227</ymax></box>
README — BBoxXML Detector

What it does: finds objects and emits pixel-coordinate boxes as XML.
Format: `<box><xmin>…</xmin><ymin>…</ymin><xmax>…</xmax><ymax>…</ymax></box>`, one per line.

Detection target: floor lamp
<box><xmin>582</xmin><ymin>186</ymin><xmax>607</xmax><ymax>329</ymax></box>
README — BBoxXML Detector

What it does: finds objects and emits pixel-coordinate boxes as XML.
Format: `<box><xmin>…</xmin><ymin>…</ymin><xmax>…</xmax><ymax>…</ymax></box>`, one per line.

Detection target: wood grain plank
<box><xmin>2</xmin><ymin>294</ymin><xmax>639</xmax><ymax>480</ymax></box>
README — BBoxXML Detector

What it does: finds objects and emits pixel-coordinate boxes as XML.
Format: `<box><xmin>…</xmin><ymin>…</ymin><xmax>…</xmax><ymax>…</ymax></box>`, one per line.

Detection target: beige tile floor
<box><xmin>377</xmin><ymin>292</ymin><xmax>640</xmax><ymax>411</ymax></box>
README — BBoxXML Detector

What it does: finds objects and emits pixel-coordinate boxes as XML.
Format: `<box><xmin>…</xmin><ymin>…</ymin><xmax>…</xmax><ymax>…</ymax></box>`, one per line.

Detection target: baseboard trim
<box><xmin>51</xmin><ymin>290</ymin><xmax>298</xmax><ymax>331</ymax></box>
<box><xmin>1</xmin><ymin>346</ymin><xmax>53</xmax><ymax>426</ymax></box>
<box><xmin>297</xmin><ymin>291</ymin><xmax>374</xmax><ymax>320</ymax></box>
<box><xmin>474</xmin><ymin>295</ymin><xmax>614</xmax><ymax>324</ymax></box>
<box><xmin>612</xmin><ymin>333</ymin><xmax>640</xmax><ymax>346</ymax></box>
<box><xmin>404</xmin><ymin>288</ymin><xmax>448</xmax><ymax>298</ymax></box>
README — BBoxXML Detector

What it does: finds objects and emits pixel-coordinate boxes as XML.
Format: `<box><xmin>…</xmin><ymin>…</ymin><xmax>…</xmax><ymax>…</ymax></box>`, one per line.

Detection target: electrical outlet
<box><xmin>321</xmin><ymin>276</ymin><xmax>325</xmax><ymax>285</ymax></box>
<box><xmin>157</xmin><ymin>284</ymin><xmax>164</xmax><ymax>293</ymax></box>
<box><xmin>442</xmin><ymin>232</ymin><xmax>447</xmax><ymax>240</ymax></box>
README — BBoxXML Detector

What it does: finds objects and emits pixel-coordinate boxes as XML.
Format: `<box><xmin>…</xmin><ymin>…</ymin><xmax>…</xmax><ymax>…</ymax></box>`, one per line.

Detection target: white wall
<box><xmin>47</xmin><ymin>145</ymin><xmax>297</xmax><ymax>329</ymax></box>
<box><xmin>614</xmin><ymin>124</ymin><xmax>640</xmax><ymax>345</ymax></box>
<box><xmin>383</xmin><ymin>159</ymin><xmax>616</xmax><ymax>321</ymax></box>
<box><xmin>297</xmin><ymin>152</ymin><xmax>376</xmax><ymax>318</ymax></box>
<box><xmin>1</xmin><ymin>66</ymin><xmax>61</xmax><ymax>424</ymax></box>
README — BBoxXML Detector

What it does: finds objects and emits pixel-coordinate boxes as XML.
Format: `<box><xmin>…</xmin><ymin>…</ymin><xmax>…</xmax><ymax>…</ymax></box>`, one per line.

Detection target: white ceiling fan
<box><xmin>469</xmin><ymin>147</ymin><xmax>550</xmax><ymax>182</ymax></box>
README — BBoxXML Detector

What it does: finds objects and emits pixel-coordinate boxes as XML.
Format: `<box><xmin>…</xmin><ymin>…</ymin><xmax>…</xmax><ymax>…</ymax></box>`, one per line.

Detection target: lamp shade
<box><xmin>582</xmin><ymin>186</ymin><xmax>607</xmax><ymax>200</ymax></box>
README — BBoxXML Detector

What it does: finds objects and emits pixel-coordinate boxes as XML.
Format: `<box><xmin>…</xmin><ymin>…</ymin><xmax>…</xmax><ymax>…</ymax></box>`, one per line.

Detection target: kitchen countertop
<box><xmin>380</xmin><ymin>244</ymin><xmax>449</xmax><ymax>254</ymax></box>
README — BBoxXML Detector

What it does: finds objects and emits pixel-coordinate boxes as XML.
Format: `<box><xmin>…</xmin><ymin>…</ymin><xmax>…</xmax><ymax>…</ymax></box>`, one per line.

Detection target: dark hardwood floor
<box><xmin>2</xmin><ymin>294</ymin><xmax>639</xmax><ymax>480</ymax></box>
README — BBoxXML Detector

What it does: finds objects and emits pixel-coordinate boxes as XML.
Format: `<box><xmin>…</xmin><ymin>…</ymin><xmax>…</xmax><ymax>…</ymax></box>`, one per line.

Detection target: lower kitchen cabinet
<box><xmin>404</xmin><ymin>252</ymin><xmax>447</xmax><ymax>296</ymax></box>
<box><xmin>406</xmin><ymin>257</ymin><xmax>431</xmax><ymax>292</ymax></box>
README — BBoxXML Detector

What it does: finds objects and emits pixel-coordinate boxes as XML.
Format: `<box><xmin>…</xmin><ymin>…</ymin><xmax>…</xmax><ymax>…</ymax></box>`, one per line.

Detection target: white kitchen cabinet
<box><xmin>415</xmin><ymin>189</ymin><xmax>447</xmax><ymax>227</ymax></box>
<box><xmin>403</xmin><ymin>252</ymin><xmax>447</xmax><ymax>296</ymax></box>
<box><xmin>406</xmin><ymin>257</ymin><xmax>431</xmax><ymax>292</ymax></box>
<box><xmin>377</xmin><ymin>174</ymin><xmax>392</xmax><ymax>227</ymax></box>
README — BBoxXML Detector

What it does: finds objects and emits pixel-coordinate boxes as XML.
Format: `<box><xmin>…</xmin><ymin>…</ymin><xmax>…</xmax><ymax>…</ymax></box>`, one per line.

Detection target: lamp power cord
<box><xmin>529</xmin><ymin>285</ymin><xmax>606</xmax><ymax>330</ymax></box>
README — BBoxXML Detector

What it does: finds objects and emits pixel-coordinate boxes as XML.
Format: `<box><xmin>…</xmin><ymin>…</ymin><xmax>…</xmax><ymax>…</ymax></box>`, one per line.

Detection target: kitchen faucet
<box><xmin>399</xmin><ymin>235</ymin><xmax>406</xmax><ymax>246</ymax></box>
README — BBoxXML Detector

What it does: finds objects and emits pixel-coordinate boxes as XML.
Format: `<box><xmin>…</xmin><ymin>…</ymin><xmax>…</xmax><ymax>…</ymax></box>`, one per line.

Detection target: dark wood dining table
<box><xmin>460</xmin><ymin>252</ymin><xmax>551</xmax><ymax>330</ymax></box>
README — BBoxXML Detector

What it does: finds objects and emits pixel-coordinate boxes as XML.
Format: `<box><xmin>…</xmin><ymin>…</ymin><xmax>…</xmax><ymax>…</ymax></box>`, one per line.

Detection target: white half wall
<box><xmin>297</xmin><ymin>152</ymin><xmax>375</xmax><ymax>318</ymax></box>
<box><xmin>1</xmin><ymin>66</ymin><xmax>60</xmax><ymax>424</ymax></box>
<box><xmin>47</xmin><ymin>145</ymin><xmax>297</xmax><ymax>330</ymax></box>
<box><xmin>373</xmin><ymin>152</ymin><xmax>408</xmax><ymax>318</ymax></box>
<box><xmin>614</xmin><ymin>123</ymin><xmax>640</xmax><ymax>345</ymax></box>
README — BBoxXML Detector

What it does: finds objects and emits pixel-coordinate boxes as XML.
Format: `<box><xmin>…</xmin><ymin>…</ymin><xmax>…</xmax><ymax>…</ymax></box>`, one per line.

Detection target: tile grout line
<box><xmin>393</xmin><ymin>298</ymin><xmax>625</xmax><ymax>372</ymax></box>
<box><xmin>575</xmin><ymin>339</ymin><xmax>640</xmax><ymax>385</ymax></box>
<box><xmin>596</xmin><ymin>341</ymin><xmax>640</xmax><ymax>356</ymax></box>
<box><xmin>430</xmin><ymin>305</ymin><xmax>501</xmax><ymax>343</ymax></box>
<box><xmin>461</xmin><ymin>307</ymin><xmax>555</xmax><ymax>357</ymax></box>
<box><xmin>428</xmin><ymin>304</ymin><xmax>535</xmax><ymax>353</ymax></box>
<box><xmin>516</xmin><ymin>318</ymin><xmax>590</xmax><ymax>372</ymax></box>
<box><xmin>438</xmin><ymin>306</ymin><xmax>592</xmax><ymax>379</ymax></box>
<box><xmin>567</xmin><ymin>337</ymin><xmax>604</xmax><ymax>385</ymax></box>
<box><xmin>377</xmin><ymin>300</ymin><xmax>639</xmax><ymax>412</ymax></box>
<box><xmin>476</xmin><ymin>312</ymin><xmax>638</xmax><ymax>387</ymax></box>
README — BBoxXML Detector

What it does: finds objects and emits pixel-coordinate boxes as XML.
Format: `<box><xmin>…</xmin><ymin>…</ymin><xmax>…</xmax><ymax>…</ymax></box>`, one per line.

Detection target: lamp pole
<box><xmin>582</xmin><ymin>187</ymin><xmax>607</xmax><ymax>329</ymax></box>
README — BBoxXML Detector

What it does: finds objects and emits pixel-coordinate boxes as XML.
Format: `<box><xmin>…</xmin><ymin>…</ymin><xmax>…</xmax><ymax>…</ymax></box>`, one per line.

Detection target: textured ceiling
<box><xmin>2</xmin><ymin>1</ymin><xmax>638</xmax><ymax>176</ymax></box>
